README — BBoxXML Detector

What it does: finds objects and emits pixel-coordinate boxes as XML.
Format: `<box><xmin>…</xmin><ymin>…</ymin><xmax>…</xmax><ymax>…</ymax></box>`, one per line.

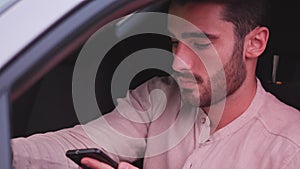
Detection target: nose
<box><xmin>172</xmin><ymin>42</ymin><xmax>195</xmax><ymax>72</ymax></box>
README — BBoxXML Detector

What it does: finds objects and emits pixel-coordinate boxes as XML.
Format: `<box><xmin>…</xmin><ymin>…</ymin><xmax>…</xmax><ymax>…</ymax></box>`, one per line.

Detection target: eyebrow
<box><xmin>181</xmin><ymin>32</ymin><xmax>218</xmax><ymax>40</ymax></box>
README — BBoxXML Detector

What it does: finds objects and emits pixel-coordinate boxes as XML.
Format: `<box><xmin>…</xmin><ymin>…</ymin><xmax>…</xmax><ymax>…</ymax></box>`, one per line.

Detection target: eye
<box><xmin>193</xmin><ymin>42</ymin><xmax>210</xmax><ymax>50</ymax></box>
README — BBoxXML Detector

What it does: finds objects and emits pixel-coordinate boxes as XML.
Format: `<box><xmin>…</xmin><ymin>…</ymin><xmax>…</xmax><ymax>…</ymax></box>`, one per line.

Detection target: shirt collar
<box><xmin>207</xmin><ymin>78</ymin><xmax>267</xmax><ymax>141</ymax></box>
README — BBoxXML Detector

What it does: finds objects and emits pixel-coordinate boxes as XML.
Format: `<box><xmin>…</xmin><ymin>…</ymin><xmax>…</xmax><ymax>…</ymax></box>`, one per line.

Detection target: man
<box><xmin>11</xmin><ymin>0</ymin><xmax>300</xmax><ymax>169</ymax></box>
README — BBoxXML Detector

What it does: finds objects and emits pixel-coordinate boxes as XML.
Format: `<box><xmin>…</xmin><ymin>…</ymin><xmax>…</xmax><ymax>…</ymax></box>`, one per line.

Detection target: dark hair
<box><xmin>172</xmin><ymin>0</ymin><xmax>271</xmax><ymax>40</ymax></box>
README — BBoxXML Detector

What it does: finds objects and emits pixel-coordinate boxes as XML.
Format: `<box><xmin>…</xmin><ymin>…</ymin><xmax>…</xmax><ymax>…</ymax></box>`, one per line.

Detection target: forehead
<box><xmin>167</xmin><ymin>2</ymin><xmax>230</xmax><ymax>35</ymax></box>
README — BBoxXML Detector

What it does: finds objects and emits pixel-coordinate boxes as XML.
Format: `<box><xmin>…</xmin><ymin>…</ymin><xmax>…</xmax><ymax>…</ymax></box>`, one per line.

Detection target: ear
<box><xmin>244</xmin><ymin>26</ymin><xmax>269</xmax><ymax>59</ymax></box>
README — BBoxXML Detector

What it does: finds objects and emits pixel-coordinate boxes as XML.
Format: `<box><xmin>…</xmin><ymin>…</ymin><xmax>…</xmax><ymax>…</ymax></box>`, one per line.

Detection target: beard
<box><xmin>175</xmin><ymin>40</ymin><xmax>246</xmax><ymax>107</ymax></box>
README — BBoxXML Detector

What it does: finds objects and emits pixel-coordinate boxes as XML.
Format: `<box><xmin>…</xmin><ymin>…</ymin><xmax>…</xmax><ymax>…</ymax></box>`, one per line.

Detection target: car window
<box><xmin>7</xmin><ymin>2</ymin><xmax>169</xmax><ymax>168</ymax></box>
<box><xmin>0</xmin><ymin>1</ymin><xmax>170</xmax><ymax>168</ymax></box>
<box><xmin>10</xmin><ymin>0</ymin><xmax>171</xmax><ymax>137</ymax></box>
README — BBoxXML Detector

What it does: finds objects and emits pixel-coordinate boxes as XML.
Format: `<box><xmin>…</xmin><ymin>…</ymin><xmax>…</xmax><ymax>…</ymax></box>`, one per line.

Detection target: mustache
<box><xmin>172</xmin><ymin>71</ymin><xmax>204</xmax><ymax>83</ymax></box>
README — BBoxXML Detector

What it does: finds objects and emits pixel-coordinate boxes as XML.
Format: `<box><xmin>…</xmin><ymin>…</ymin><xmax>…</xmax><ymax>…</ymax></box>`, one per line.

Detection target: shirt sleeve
<box><xmin>10</xmin><ymin>77</ymin><xmax>162</xmax><ymax>169</ymax></box>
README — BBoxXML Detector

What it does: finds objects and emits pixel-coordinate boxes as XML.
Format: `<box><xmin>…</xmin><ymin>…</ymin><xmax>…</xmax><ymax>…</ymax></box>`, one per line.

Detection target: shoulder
<box><xmin>257</xmin><ymin>90</ymin><xmax>300</xmax><ymax>147</ymax></box>
<box><xmin>126</xmin><ymin>76</ymin><xmax>180</xmax><ymax>108</ymax></box>
<box><xmin>131</xmin><ymin>76</ymin><xmax>179</xmax><ymax>97</ymax></box>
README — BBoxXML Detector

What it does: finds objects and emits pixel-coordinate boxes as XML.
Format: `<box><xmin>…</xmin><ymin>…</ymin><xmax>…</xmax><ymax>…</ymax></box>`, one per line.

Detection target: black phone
<box><xmin>66</xmin><ymin>148</ymin><xmax>118</xmax><ymax>169</ymax></box>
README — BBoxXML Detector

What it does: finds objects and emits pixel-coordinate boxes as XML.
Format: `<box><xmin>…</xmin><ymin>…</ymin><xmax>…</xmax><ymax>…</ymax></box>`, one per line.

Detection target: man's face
<box><xmin>168</xmin><ymin>2</ymin><xmax>246</xmax><ymax>107</ymax></box>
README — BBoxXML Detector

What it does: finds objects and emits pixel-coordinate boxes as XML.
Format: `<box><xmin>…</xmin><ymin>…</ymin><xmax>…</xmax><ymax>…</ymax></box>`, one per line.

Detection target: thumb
<box><xmin>118</xmin><ymin>162</ymin><xmax>139</xmax><ymax>169</ymax></box>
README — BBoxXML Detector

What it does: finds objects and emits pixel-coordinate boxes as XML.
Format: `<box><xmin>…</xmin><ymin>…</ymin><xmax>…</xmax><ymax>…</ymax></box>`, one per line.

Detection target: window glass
<box><xmin>0</xmin><ymin>0</ymin><xmax>18</xmax><ymax>15</ymax></box>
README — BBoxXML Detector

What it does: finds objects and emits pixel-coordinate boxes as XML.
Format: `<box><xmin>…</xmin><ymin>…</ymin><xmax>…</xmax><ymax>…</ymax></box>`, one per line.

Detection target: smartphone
<box><xmin>66</xmin><ymin>148</ymin><xmax>118</xmax><ymax>169</ymax></box>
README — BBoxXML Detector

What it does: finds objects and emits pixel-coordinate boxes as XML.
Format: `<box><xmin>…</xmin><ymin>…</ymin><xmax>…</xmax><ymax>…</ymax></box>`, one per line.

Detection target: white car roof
<box><xmin>0</xmin><ymin>0</ymin><xmax>84</xmax><ymax>69</ymax></box>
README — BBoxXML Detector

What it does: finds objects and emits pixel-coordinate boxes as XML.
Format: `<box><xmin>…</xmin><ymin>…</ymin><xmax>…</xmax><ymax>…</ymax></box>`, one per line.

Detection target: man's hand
<box><xmin>79</xmin><ymin>157</ymin><xmax>139</xmax><ymax>169</ymax></box>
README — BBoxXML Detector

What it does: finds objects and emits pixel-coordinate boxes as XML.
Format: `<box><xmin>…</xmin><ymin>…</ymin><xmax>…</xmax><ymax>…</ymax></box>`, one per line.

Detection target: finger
<box><xmin>118</xmin><ymin>162</ymin><xmax>139</xmax><ymax>169</ymax></box>
<box><xmin>81</xmin><ymin>157</ymin><xmax>114</xmax><ymax>169</ymax></box>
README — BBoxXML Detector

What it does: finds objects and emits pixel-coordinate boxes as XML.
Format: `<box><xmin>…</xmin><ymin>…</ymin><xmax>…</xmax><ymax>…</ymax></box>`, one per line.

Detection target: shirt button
<box><xmin>201</xmin><ymin>117</ymin><xmax>206</xmax><ymax>124</ymax></box>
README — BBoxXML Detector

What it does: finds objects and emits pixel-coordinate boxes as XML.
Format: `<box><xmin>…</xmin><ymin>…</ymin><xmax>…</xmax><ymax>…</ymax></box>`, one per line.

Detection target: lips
<box><xmin>177</xmin><ymin>77</ymin><xmax>199</xmax><ymax>89</ymax></box>
<box><xmin>171</xmin><ymin>71</ymin><xmax>203</xmax><ymax>91</ymax></box>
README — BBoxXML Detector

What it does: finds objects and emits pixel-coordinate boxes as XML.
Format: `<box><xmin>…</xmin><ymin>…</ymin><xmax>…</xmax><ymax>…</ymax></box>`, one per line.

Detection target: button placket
<box><xmin>198</xmin><ymin>115</ymin><xmax>211</xmax><ymax>144</ymax></box>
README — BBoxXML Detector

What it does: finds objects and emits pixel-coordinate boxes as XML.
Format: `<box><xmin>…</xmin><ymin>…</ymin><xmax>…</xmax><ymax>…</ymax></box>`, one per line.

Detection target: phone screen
<box><xmin>66</xmin><ymin>148</ymin><xmax>118</xmax><ymax>169</ymax></box>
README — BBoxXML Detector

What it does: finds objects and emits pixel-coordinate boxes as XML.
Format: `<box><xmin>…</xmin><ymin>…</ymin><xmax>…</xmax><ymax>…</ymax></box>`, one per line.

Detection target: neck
<box><xmin>202</xmin><ymin>77</ymin><xmax>257</xmax><ymax>133</ymax></box>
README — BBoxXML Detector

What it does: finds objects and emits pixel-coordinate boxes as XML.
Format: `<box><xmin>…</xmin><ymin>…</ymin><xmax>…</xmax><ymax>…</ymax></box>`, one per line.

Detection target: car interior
<box><xmin>7</xmin><ymin>0</ymin><xmax>300</xmax><ymax>168</ymax></box>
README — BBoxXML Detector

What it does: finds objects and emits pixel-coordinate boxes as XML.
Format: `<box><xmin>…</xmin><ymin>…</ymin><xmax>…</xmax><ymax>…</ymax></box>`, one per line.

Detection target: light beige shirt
<box><xmin>11</xmin><ymin>77</ymin><xmax>300</xmax><ymax>169</ymax></box>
